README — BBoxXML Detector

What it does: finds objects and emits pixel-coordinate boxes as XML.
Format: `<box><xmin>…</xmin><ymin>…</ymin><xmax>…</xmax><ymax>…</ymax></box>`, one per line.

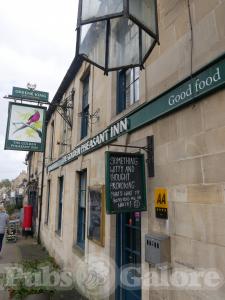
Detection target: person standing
<box><xmin>0</xmin><ymin>206</ymin><xmax>9</xmax><ymax>253</ymax></box>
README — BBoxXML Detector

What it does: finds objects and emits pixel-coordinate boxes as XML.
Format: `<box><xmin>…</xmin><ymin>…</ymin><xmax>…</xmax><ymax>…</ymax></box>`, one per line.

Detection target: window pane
<box><xmin>80</xmin><ymin>172</ymin><xmax>87</xmax><ymax>190</ymax></box>
<box><xmin>46</xmin><ymin>180</ymin><xmax>51</xmax><ymax>224</ymax></box>
<box><xmin>81</xmin><ymin>106</ymin><xmax>89</xmax><ymax>139</ymax></box>
<box><xmin>142</xmin><ymin>29</ymin><xmax>154</xmax><ymax>59</ymax></box>
<box><xmin>130</xmin><ymin>83</ymin><xmax>134</xmax><ymax>105</ymax></box>
<box><xmin>58</xmin><ymin>177</ymin><xmax>64</xmax><ymax>232</ymax></box>
<box><xmin>109</xmin><ymin>17</ymin><xmax>139</xmax><ymax>69</ymax></box>
<box><xmin>81</xmin><ymin>0</ymin><xmax>123</xmax><ymax>21</ymax></box>
<box><xmin>82</xmin><ymin>75</ymin><xmax>89</xmax><ymax>108</ymax></box>
<box><xmin>134</xmin><ymin>79</ymin><xmax>139</xmax><ymax>102</ymax></box>
<box><xmin>81</xmin><ymin>209</ymin><xmax>86</xmax><ymax>241</ymax></box>
<box><xmin>81</xmin><ymin>75</ymin><xmax>89</xmax><ymax>139</ymax></box>
<box><xmin>83</xmin><ymin>92</ymin><xmax>89</xmax><ymax>109</ymax></box>
<box><xmin>77</xmin><ymin>170</ymin><xmax>87</xmax><ymax>249</ymax></box>
<box><xmin>126</xmin><ymin>87</ymin><xmax>131</xmax><ymax>108</ymax></box>
<box><xmin>117</xmin><ymin>67</ymin><xmax>140</xmax><ymax>113</ymax></box>
<box><xmin>80</xmin><ymin>22</ymin><xmax>106</xmax><ymax>68</ymax></box>
<box><xmin>80</xmin><ymin>190</ymin><xmax>86</xmax><ymax>208</ymax></box>
<box><xmin>134</xmin><ymin>67</ymin><xmax>140</xmax><ymax>80</ymax></box>
<box><xmin>125</xmin><ymin>69</ymin><xmax>131</xmax><ymax>88</ymax></box>
<box><xmin>50</xmin><ymin>122</ymin><xmax>54</xmax><ymax>160</ymax></box>
<box><xmin>129</xmin><ymin>0</ymin><xmax>157</xmax><ymax>35</ymax></box>
<box><xmin>117</xmin><ymin>71</ymin><xmax>126</xmax><ymax>114</ymax></box>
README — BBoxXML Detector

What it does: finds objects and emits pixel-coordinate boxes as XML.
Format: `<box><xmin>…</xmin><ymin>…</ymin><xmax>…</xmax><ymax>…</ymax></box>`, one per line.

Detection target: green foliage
<box><xmin>7</xmin><ymin>257</ymin><xmax>59</xmax><ymax>299</ymax></box>
<box><xmin>5</xmin><ymin>203</ymin><xmax>16</xmax><ymax>216</ymax></box>
<box><xmin>0</xmin><ymin>179</ymin><xmax>11</xmax><ymax>189</ymax></box>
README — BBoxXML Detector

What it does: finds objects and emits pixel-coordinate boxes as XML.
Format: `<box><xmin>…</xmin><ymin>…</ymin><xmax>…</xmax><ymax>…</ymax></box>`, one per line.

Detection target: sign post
<box><xmin>105</xmin><ymin>151</ymin><xmax>147</xmax><ymax>214</ymax></box>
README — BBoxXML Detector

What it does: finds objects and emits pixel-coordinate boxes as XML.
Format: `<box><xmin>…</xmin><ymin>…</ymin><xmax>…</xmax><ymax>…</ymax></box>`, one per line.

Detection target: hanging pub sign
<box><xmin>12</xmin><ymin>87</ymin><xmax>49</xmax><ymax>103</ymax></box>
<box><xmin>88</xmin><ymin>185</ymin><xmax>105</xmax><ymax>246</ymax></box>
<box><xmin>105</xmin><ymin>151</ymin><xmax>147</xmax><ymax>214</ymax></box>
<box><xmin>4</xmin><ymin>102</ymin><xmax>46</xmax><ymax>152</ymax></box>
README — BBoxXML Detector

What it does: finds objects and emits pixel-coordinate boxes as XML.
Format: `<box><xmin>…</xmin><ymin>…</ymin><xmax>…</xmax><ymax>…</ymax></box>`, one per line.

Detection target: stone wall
<box><xmin>39</xmin><ymin>0</ymin><xmax>225</xmax><ymax>299</ymax></box>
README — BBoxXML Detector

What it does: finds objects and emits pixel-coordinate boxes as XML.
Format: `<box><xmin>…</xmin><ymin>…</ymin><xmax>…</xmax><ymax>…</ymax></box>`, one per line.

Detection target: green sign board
<box><xmin>47</xmin><ymin>54</ymin><xmax>225</xmax><ymax>173</ymax></box>
<box><xmin>12</xmin><ymin>87</ymin><xmax>49</xmax><ymax>102</ymax></box>
<box><xmin>5</xmin><ymin>102</ymin><xmax>46</xmax><ymax>152</ymax></box>
<box><xmin>128</xmin><ymin>55</ymin><xmax>225</xmax><ymax>132</ymax></box>
<box><xmin>105</xmin><ymin>152</ymin><xmax>147</xmax><ymax>214</ymax></box>
<box><xmin>47</xmin><ymin>118</ymin><xmax>128</xmax><ymax>172</ymax></box>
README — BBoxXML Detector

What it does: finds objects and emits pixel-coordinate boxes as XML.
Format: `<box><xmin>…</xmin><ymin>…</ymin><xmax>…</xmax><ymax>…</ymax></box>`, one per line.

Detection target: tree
<box><xmin>0</xmin><ymin>179</ymin><xmax>11</xmax><ymax>189</ymax></box>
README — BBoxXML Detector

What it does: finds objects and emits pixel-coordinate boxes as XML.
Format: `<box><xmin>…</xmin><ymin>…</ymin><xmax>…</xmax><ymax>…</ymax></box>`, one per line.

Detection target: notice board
<box><xmin>88</xmin><ymin>185</ymin><xmax>105</xmax><ymax>246</ymax></box>
<box><xmin>105</xmin><ymin>151</ymin><xmax>147</xmax><ymax>214</ymax></box>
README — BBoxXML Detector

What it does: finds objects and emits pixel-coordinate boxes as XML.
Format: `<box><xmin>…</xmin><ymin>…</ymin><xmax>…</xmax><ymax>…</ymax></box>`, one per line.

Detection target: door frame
<box><xmin>116</xmin><ymin>213</ymin><xmax>142</xmax><ymax>300</ymax></box>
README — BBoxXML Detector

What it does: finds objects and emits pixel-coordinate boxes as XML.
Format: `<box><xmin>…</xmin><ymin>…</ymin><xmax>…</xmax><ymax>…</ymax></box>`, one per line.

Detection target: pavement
<box><xmin>0</xmin><ymin>235</ymin><xmax>87</xmax><ymax>300</ymax></box>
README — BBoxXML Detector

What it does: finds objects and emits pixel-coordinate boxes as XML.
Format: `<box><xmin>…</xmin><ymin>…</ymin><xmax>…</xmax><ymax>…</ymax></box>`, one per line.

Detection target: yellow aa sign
<box><xmin>154</xmin><ymin>188</ymin><xmax>168</xmax><ymax>219</ymax></box>
<box><xmin>154</xmin><ymin>188</ymin><xmax>168</xmax><ymax>208</ymax></box>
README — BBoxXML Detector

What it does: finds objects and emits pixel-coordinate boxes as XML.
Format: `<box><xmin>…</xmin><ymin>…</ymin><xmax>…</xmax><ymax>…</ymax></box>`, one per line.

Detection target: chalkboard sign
<box><xmin>105</xmin><ymin>152</ymin><xmax>147</xmax><ymax>214</ymax></box>
<box><xmin>88</xmin><ymin>185</ymin><xmax>105</xmax><ymax>246</ymax></box>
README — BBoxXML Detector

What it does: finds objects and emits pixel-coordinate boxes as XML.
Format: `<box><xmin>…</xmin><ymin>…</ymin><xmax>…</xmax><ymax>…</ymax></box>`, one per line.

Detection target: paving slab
<box><xmin>0</xmin><ymin>236</ymin><xmax>87</xmax><ymax>300</ymax></box>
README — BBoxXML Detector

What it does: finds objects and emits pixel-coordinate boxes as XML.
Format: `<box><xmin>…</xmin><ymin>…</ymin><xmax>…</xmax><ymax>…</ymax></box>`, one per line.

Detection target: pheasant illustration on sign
<box><xmin>5</xmin><ymin>103</ymin><xmax>46</xmax><ymax>152</ymax></box>
<box><xmin>12</xmin><ymin>110</ymin><xmax>41</xmax><ymax>138</ymax></box>
<box><xmin>7</xmin><ymin>104</ymin><xmax>45</xmax><ymax>143</ymax></box>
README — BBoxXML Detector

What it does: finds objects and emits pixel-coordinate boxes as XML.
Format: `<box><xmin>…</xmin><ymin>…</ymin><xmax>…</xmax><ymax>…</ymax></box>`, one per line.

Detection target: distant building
<box><xmin>0</xmin><ymin>186</ymin><xmax>10</xmax><ymax>203</ymax></box>
<box><xmin>10</xmin><ymin>171</ymin><xmax>27</xmax><ymax>207</ymax></box>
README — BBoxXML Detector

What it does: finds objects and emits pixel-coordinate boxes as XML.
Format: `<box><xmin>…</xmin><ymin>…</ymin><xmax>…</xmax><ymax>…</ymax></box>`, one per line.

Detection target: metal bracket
<box><xmin>2</xmin><ymin>95</ymin><xmax>45</xmax><ymax>106</ymax></box>
<box><xmin>3</xmin><ymin>89</ymin><xmax>75</xmax><ymax>129</ymax></box>
<box><xmin>55</xmin><ymin>90</ymin><xmax>75</xmax><ymax>129</ymax></box>
<box><xmin>56</xmin><ymin>107</ymin><xmax>72</xmax><ymax>128</ymax></box>
<box><xmin>78</xmin><ymin>108</ymin><xmax>100</xmax><ymax>125</ymax></box>
<box><xmin>108</xmin><ymin>135</ymin><xmax>155</xmax><ymax>177</ymax></box>
<box><xmin>108</xmin><ymin>143</ymin><xmax>149</xmax><ymax>153</ymax></box>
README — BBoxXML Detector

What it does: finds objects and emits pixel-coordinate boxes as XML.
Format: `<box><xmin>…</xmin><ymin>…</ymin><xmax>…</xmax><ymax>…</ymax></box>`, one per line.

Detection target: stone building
<box><xmin>32</xmin><ymin>1</ymin><xmax>225</xmax><ymax>299</ymax></box>
<box><xmin>10</xmin><ymin>170</ymin><xmax>27</xmax><ymax>207</ymax></box>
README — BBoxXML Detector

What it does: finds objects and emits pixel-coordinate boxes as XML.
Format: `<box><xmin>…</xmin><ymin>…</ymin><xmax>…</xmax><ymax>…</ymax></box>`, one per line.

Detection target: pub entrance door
<box><xmin>116</xmin><ymin>212</ymin><xmax>142</xmax><ymax>300</ymax></box>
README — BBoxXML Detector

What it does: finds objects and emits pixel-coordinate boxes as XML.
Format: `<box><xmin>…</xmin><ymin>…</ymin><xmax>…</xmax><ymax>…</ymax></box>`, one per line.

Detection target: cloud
<box><xmin>0</xmin><ymin>0</ymin><xmax>78</xmax><ymax>180</ymax></box>
<box><xmin>0</xmin><ymin>134</ymin><xmax>26</xmax><ymax>180</ymax></box>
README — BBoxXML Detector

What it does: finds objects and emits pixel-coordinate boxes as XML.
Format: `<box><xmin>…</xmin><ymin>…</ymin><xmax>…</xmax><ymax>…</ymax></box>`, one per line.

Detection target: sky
<box><xmin>0</xmin><ymin>0</ymin><xmax>78</xmax><ymax>180</ymax></box>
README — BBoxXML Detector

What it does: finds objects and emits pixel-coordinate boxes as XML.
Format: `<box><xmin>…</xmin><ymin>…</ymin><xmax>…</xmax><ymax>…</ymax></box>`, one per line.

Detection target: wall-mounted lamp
<box><xmin>76</xmin><ymin>0</ymin><xmax>159</xmax><ymax>74</ymax></box>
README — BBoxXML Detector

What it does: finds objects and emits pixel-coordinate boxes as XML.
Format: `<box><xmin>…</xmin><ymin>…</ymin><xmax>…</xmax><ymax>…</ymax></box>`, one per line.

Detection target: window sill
<box><xmin>72</xmin><ymin>243</ymin><xmax>85</xmax><ymax>257</ymax></box>
<box><xmin>112</xmin><ymin>100</ymin><xmax>141</xmax><ymax>122</ymax></box>
<box><xmin>79</xmin><ymin>134</ymin><xmax>90</xmax><ymax>143</ymax></box>
<box><xmin>55</xmin><ymin>230</ymin><xmax>62</xmax><ymax>240</ymax></box>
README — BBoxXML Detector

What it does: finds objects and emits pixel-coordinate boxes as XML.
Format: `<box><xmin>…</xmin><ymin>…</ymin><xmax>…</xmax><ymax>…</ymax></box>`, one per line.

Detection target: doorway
<box><xmin>116</xmin><ymin>212</ymin><xmax>142</xmax><ymax>300</ymax></box>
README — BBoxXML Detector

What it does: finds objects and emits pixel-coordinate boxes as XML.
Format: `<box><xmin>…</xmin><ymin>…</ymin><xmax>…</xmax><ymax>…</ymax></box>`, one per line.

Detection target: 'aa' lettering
<box><xmin>157</xmin><ymin>194</ymin><xmax>166</xmax><ymax>205</ymax></box>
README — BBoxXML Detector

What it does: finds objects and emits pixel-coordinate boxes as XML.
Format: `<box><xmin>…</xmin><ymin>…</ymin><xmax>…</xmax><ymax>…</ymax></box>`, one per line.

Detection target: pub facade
<box><xmin>37</xmin><ymin>1</ymin><xmax>225</xmax><ymax>299</ymax></box>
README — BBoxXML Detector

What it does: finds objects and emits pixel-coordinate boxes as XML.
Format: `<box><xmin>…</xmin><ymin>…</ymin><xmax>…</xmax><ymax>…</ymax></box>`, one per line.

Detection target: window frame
<box><xmin>49</xmin><ymin>121</ymin><xmax>54</xmax><ymax>161</ymax></box>
<box><xmin>77</xmin><ymin>170</ymin><xmax>87</xmax><ymax>250</ymax></box>
<box><xmin>80</xmin><ymin>74</ymin><xmax>90</xmax><ymax>140</ymax></box>
<box><xmin>57</xmin><ymin>176</ymin><xmax>64</xmax><ymax>234</ymax></box>
<box><xmin>45</xmin><ymin>179</ymin><xmax>51</xmax><ymax>225</ymax></box>
<box><xmin>117</xmin><ymin>67</ymin><xmax>140</xmax><ymax>114</ymax></box>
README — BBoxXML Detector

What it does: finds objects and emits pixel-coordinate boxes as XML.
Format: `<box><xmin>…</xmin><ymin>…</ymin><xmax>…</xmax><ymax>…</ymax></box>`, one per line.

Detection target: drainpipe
<box><xmin>37</xmin><ymin>121</ymin><xmax>47</xmax><ymax>244</ymax></box>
